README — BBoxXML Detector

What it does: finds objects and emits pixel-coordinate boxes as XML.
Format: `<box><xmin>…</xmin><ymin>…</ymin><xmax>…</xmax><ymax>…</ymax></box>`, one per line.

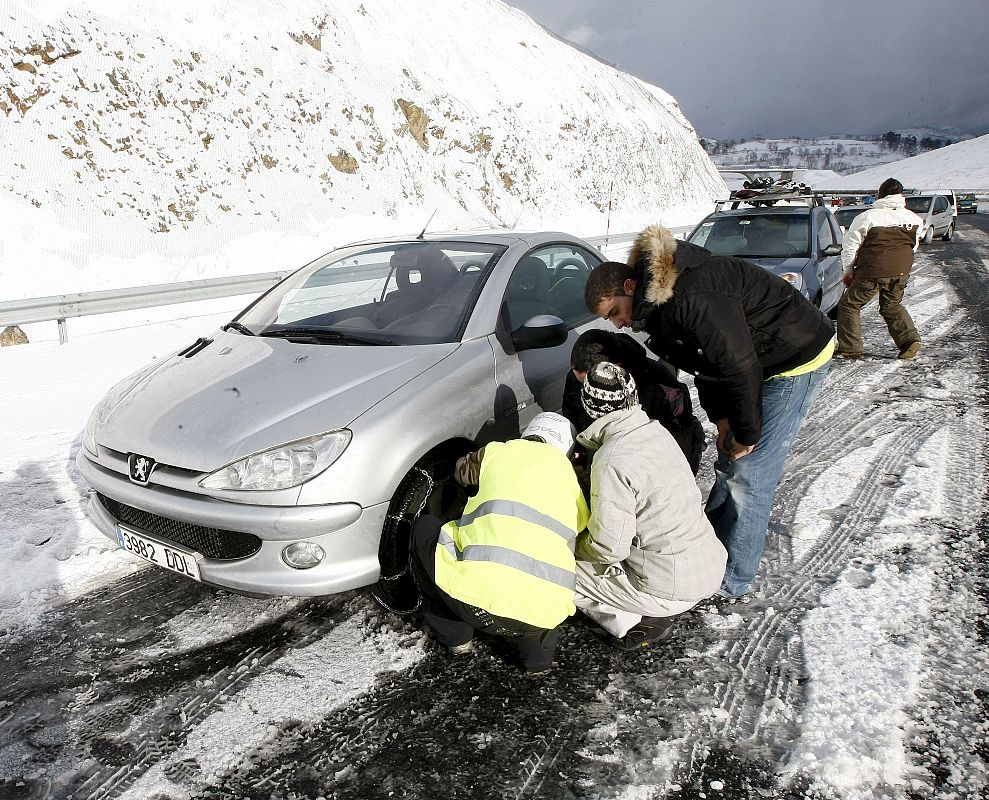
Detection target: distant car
<box><xmin>77</xmin><ymin>231</ymin><xmax>607</xmax><ymax>601</ymax></box>
<box><xmin>685</xmin><ymin>200</ymin><xmax>845</xmax><ymax>314</ymax></box>
<box><xmin>904</xmin><ymin>192</ymin><xmax>956</xmax><ymax>243</ymax></box>
<box><xmin>957</xmin><ymin>193</ymin><xmax>978</xmax><ymax>214</ymax></box>
<box><xmin>833</xmin><ymin>204</ymin><xmax>871</xmax><ymax>232</ymax></box>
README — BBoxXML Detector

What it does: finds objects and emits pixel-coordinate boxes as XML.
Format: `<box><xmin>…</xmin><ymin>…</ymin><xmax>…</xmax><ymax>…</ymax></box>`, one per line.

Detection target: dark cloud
<box><xmin>506</xmin><ymin>0</ymin><xmax>989</xmax><ymax>139</ymax></box>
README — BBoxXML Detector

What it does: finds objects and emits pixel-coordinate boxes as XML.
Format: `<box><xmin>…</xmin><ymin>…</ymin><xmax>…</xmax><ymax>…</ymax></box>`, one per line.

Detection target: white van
<box><xmin>904</xmin><ymin>190</ymin><xmax>957</xmax><ymax>243</ymax></box>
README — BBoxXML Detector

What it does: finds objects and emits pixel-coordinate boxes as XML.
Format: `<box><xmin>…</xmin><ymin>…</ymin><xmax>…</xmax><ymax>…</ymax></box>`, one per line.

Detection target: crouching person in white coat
<box><xmin>575</xmin><ymin>362</ymin><xmax>727</xmax><ymax>649</ymax></box>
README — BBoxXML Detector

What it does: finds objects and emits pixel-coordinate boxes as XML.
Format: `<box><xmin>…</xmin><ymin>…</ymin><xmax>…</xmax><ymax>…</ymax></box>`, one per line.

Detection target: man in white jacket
<box><xmin>574</xmin><ymin>362</ymin><xmax>727</xmax><ymax>650</ymax></box>
<box><xmin>836</xmin><ymin>178</ymin><xmax>924</xmax><ymax>360</ymax></box>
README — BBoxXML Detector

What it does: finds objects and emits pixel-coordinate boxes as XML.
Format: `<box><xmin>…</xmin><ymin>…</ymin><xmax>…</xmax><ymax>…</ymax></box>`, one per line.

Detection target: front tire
<box><xmin>922</xmin><ymin>227</ymin><xmax>934</xmax><ymax>245</ymax></box>
<box><xmin>371</xmin><ymin>455</ymin><xmax>466</xmax><ymax>614</ymax></box>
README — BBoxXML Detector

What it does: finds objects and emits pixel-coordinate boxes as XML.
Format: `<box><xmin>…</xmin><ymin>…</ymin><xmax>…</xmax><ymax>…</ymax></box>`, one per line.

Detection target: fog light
<box><xmin>281</xmin><ymin>542</ymin><xmax>325</xmax><ymax>569</ymax></box>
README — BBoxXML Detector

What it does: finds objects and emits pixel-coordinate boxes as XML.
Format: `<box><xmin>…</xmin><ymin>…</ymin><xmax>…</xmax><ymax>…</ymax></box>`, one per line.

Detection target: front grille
<box><xmin>96</xmin><ymin>493</ymin><xmax>262</xmax><ymax>561</ymax></box>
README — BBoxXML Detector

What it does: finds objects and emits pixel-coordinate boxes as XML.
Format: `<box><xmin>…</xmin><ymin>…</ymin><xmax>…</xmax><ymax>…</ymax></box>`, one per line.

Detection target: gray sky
<box><xmin>506</xmin><ymin>0</ymin><xmax>989</xmax><ymax>140</ymax></box>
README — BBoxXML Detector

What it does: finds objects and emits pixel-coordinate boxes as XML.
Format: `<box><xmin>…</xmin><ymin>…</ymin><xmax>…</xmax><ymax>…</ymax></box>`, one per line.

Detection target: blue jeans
<box><xmin>706</xmin><ymin>362</ymin><xmax>830</xmax><ymax>597</ymax></box>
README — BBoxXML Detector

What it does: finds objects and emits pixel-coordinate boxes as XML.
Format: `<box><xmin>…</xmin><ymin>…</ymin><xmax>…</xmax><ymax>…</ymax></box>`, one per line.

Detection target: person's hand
<box><xmin>714</xmin><ymin>418</ymin><xmax>731</xmax><ymax>454</ymax></box>
<box><xmin>715</xmin><ymin>418</ymin><xmax>754</xmax><ymax>460</ymax></box>
<box><xmin>728</xmin><ymin>441</ymin><xmax>755</xmax><ymax>461</ymax></box>
<box><xmin>842</xmin><ymin>272</ymin><xmax>854</xmax><ymax>287</ymax></box>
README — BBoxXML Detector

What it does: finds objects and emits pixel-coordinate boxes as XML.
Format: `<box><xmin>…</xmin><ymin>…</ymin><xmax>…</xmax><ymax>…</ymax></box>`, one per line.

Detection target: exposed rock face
<box><xmin>1</xmin><ymin>0</ymin><xmax>725</xmax><ymax>298</ymax></box>
<box><xmin>1</xmin><ymin>326</ymin><xmax>29</xmax><ymax>346</ymax></box>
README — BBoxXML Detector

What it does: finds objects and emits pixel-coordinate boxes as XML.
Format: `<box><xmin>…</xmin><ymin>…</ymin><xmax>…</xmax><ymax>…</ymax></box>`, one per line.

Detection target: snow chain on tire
<box><xmin>373</xmin><ymin>466</ymin><xmax>437</xmax><ymax>615</ymax></box>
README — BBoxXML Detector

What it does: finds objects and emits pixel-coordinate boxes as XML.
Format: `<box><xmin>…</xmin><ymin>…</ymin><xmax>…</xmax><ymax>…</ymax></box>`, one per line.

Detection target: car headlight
<box><xmin>199</xmin><ymin>429</ymin><xmax>352</xmax><ymax>491</ymax></box>
<box><xmin>780</xmin><ymin>272</ymin><xmax>804</xmax><ymax>292</ymax></box>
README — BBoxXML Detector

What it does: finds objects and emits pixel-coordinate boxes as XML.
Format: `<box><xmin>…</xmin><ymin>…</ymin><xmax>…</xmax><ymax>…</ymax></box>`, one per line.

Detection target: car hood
<box><xmin>748</xmin><ymin>256</ymin><xmax>811</xmax><ymax>274</ymax></box>
<box><xmin>97</xmin><ymin>331</ymin><xmax>457</xmax><ymax>472</ymax></box>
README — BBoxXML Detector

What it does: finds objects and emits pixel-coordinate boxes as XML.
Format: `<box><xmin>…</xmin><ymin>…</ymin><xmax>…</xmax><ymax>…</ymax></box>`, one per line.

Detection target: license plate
<box><xmin>116</xmin><ymin>525</ymin><xmax>203</xmax><ymax>582</ymax></box>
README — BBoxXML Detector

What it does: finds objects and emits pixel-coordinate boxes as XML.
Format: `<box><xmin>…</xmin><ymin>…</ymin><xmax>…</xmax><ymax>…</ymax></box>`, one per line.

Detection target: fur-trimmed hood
<box><xmin>627</xmin><ymin>224</ymin><xmax>679</xmax><ymax>306</ymax></box>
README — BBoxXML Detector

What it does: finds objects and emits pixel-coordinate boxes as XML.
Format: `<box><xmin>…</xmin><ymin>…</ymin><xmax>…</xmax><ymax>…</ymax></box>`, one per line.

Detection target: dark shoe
<box><xmin>447</xmin><ymin>640</ymin><xmax>474</xmax><ymax>656</ymax></box>
<box><xmin>714</xmin><ymin>592</ymin><xmax>750</xmax><ymax>608</ymax></box>
<box><xmin>835</xmin><ymin>350</ymin><xmax>863</xmax><ymax>360</ymax></box>
<box><xmin>608</xmin><ymin>617</ymin><xmax>676</xmax><ymax>651</ymax></box>
<box><xmin>898</xmin><ymin>341</ymin><xmax>921</xmax><ymax>360</ymax></box>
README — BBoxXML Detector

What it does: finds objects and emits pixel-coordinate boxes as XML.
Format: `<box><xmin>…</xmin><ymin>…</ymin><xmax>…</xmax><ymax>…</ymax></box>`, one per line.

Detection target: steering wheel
<box><xmin>458</xmin><ymin>260</ymin><xmax>486</xmax><ymax>274</ymax></box>
<box><xmin>552</xmin><ymin>258</ymin><xmax>586</xmax><ymax>279</ymax></box>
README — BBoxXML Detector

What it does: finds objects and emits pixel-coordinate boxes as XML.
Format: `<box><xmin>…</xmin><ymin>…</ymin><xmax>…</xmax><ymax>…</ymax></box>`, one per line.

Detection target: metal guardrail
<box><xmin>0</xmin><ymin>227</ymin><xmax>689</xmax><ymax>344</ymax></box>
<box><xmin>0</xmin><ymin>271</ymin><xmax>290</xmax><ymax>344</ymax></box>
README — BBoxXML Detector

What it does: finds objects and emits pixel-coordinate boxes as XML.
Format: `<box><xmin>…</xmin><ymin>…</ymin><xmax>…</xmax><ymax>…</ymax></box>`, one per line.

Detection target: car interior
<box><xmin>278</xmin><ymin>245</ymin><xmax>493</xmax><ymax>342</ymax></box>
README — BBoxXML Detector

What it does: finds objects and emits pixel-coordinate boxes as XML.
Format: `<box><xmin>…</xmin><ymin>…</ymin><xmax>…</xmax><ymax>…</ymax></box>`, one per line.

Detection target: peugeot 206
<box><xmin>77</xmin><ymin>232</ymin><xmax>607</xmax><ymax>606</ymax></box>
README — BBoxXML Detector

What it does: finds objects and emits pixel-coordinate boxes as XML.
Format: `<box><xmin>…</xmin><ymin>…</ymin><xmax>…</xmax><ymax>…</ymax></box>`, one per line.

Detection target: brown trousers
<box><xmin>836</xmin><ymin>275</ymin><xmax>919</xmax><ymax>355</ymax></box>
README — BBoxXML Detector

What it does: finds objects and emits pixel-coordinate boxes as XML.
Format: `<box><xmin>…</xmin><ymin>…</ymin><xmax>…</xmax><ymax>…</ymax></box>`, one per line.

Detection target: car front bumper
<box><xmin>77</xmin><ymin>449</ymin><xmax>386</xmax><ymax>596</ymax></box>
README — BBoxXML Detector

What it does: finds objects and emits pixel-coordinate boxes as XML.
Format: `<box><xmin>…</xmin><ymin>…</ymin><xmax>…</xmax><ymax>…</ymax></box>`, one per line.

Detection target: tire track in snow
<box><xmin>192</xmin><ymin>632</ymin><xmax>625</xmax><ymax>800</ymax></box>
<box><xmin>0</xmin><ymin>567</ymin><xmax>358</xmax><ymax>800</ymax></box>
<box><xmin>901</xmin><ymin>245</ymin><xmax>989</xmax><ymax>796</ymax></box>
<box><xmin>68</xmin><ymin>596</ymin><xmax>356</xmax><ymax>800</ymax></box>
<box><xmin>679</xmin><ymin>252</ymin><xmax>976</xmax><ymax>784</ymax></box>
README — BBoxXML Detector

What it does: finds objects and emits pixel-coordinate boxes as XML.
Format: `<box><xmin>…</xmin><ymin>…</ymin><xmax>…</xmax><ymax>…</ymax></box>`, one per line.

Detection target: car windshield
<box><xmin>834</xmin><ymin>208</ymin><xmax>867</xmax><ymax>229</ymax></box>
<box><xmin>231</xmin><ymin>241</ymin><xmax>506</xmax><ymax>345</ymax></box>
<box><xmin>905</xmin><ymin>196</ymin><xmax>934</xmax><ymax>214</ymax></box>
<box><xmin>688</xmin><ymin>214</ymin><xmax>810</xmax><ymax>258</ymax></box>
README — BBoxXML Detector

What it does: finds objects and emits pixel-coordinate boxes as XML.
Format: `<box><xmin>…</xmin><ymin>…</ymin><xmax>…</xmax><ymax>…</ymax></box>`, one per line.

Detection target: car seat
<box><xmin>504</xmin><ymin>256</ymin><xmax>556</xmax><ymax>330</ymax></box>
<box><xmin>706</xmin><ymin>233</ymin><xmax>748</xmax><ymax>256</ymax></box>
<box><xmin>784</xmin><ymin>221</ymin><xmax>808</xmax><ymax>254</ymax></box>
<box><xmin>374</xmin><ymin>246</ymin><xmax>460</xmax><ymax>328</ymax></box>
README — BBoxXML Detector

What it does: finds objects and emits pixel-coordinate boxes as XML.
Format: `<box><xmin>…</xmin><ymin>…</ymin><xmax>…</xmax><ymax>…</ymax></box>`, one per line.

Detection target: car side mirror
<box><xmin>511</xmin><ymin>314</ymin><xmax>568</xmax><ymax>352</ymax></box>
<box><xmin>821</xmin><ymin>243</ymin><xmax>842</xmax><ymax>257</ymax></box>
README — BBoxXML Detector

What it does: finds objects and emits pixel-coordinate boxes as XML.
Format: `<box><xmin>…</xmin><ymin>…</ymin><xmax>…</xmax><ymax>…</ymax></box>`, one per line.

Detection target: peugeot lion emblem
<box><xmin>128</xmin><ymin>453</ymin><xmax>157</xmax><ymax>486</ymax></box>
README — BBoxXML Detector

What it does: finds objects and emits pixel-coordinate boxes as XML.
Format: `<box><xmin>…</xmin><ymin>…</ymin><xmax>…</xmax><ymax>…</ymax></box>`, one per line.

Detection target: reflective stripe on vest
<box><xmin>454</xmin><ymin>499</ymin><xmax>577</xmax><ymax>547</ymax></box>
<box><xmin>437</xmin><ymin>528</ymin><xmax>576</xmax><ymax>590</ymax></box>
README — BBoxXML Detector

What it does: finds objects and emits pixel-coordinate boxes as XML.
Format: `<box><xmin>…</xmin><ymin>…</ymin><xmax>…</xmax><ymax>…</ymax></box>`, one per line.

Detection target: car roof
<box><xmin>340</xmin><ymin>230</ymin><xmax>588</xmax><ymax>248</ymax></box>
<box><xmin>705</xmin><ymin>205</ymin><xmax>815</xmax><ymax>218</ymax></box>
<box><xmin>836</xmin><ymin>205</ymin><xmax>871</xmax><ymax>212</ymax></box>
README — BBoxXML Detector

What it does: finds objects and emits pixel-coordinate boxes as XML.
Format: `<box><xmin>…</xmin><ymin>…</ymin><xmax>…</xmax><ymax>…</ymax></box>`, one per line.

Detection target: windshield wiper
<box><xmin>222</xmin><ymin>321</ymin><xmax>255</xmax><ymax>336</ymax></box>
<box><xmin>259</xmin><ymin>327</ymin><xmax>393</xmax><ymax>345</ymax></box>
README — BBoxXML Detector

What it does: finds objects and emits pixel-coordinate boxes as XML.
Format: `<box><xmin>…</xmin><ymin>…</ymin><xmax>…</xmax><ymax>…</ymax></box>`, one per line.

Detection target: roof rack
<box><xmin>716</xmin><ymin>192</ymin><xmax>826</xmax><ymax>211</ymax></box>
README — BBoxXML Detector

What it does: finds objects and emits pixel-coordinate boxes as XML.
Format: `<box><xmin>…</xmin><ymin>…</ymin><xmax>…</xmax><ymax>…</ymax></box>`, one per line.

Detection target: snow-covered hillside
<box><xmin>818</xmin><ymin>134</ymin><xmax>989</xmax><ymax>190</ymax></box>
<box><xmin>0</xmin><ymin>0</ymin><xmax>724</xmax><ymax>300</ymax></box>
<box><xmin>705</xmin><ymin>136</ymin><xmax>905</xmax><ymax>174</ymax></box>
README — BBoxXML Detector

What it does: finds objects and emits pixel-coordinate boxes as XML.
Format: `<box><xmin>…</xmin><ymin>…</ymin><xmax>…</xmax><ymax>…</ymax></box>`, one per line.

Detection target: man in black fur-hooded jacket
<box><xmin>583</xmin><ymin>225</ymin><xmax>834</xmax><ymax>598</ymax></box>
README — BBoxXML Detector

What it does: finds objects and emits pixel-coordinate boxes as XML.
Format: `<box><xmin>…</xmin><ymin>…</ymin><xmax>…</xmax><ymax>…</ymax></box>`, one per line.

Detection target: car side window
<box><xmin>934</xmin><ymin>196</ymin><xmax>948</xmax><ymax>213</ymax></box>
<box><xmin>828</xmin><ymin>213</ymin><xmax>843</xmax><ymax>243</ymax></box>
<box><xmin>501</xmin><ymin>245</ymin><xmax>599</xmax><ymax>330</ymax></box>
<box><xmin>816</xmin><ymin>213</ymin><xmax>835</xmax><ymax>252</ymax></box>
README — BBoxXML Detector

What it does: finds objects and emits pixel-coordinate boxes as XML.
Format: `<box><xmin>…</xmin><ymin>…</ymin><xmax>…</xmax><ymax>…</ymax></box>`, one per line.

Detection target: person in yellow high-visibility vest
<box><xmin>410</xmin><ymin>412</ymin><xmax>590</xmax><ymax>673</ymax></box>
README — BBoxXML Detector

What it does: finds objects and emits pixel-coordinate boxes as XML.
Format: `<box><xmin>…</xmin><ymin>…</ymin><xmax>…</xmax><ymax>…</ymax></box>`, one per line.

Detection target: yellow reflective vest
<box><xmin>434</xmin><ymin>439</ymin><xmax>590</xmax><ymax>629</ymax></box>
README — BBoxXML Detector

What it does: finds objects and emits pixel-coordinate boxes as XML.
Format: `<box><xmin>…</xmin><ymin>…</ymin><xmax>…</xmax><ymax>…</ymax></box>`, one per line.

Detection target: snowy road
<box><xmin>2</xmin><ymin>219</ymin><xmax>989</xmax><ymax>800</ymax></box>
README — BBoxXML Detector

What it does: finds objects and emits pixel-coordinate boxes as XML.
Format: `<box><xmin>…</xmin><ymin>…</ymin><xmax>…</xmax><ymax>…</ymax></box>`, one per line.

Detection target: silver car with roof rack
<box><xmin>684</xmin><ymin>192</ymin><xmax>845</xmax><ymax>315</ymax></box>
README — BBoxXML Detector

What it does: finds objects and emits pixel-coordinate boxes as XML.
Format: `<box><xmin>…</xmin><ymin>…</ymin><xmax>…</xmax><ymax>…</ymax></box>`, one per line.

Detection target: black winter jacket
<box><xmin>559</xmin><ymin>332</ymin><xmax>706</xmax><ymax>473</ymax></box>
<box><xmin>627</xmin><ymin>225</ymin><xmax>833</xmax><ymax>446</ymax></box>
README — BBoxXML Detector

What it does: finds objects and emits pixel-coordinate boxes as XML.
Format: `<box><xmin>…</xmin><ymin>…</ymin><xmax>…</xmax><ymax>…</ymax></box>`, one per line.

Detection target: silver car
<box><xmin>77</xmin><ymin>231</ymin><xmax>606</xmax><ymax>600</ymax></box>
<box><xmin>904</xmin><ymin>192</ymin><xmax>956</xmax><ymax>243</ymax></box>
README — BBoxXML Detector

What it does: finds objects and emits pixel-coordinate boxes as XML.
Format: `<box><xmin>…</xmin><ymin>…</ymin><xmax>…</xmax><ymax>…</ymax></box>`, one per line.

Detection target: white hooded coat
<box><xmin>576</xmin><ymin>406</ymin><xmax>726</xmax><ymax>601</ymax></box>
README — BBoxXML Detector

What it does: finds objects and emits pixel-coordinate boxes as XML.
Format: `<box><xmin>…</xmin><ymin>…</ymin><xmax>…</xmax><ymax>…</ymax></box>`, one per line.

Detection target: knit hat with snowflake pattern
<box><xmin>580</xmin><ymin>361</ymin><xmax>639</xmax><ymax>420</ymax></box>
